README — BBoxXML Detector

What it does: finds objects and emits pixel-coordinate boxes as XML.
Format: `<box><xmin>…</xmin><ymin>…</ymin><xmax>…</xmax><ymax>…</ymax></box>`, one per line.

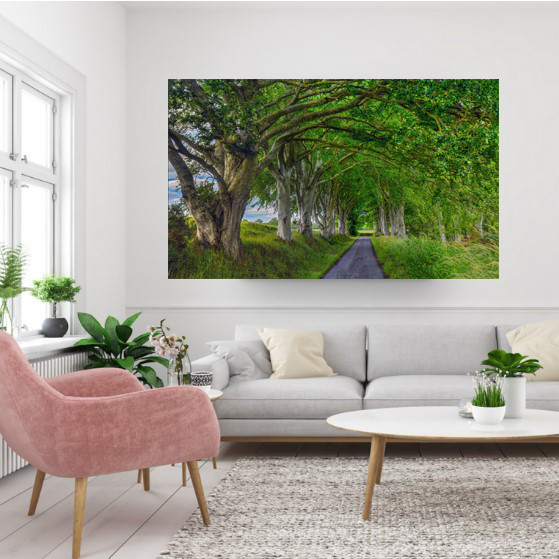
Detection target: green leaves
<box><xmin>30</xmin><ymin>276</ymin><xmax>80</xmax><ymax>304</ymax></box>
<box><xmin>77</xmin><ymin>312</ymin><xmax>105</xmax><ymax>343</ymax></box>
<box><xmin>481</xmin><ymin>349</ymin><xmax>543</xmax><ymax>378</ymax></box>
<box><xmin>75</xmin><ymin>311</ymin><xmax>164</xmax><ymax>389</ymax></box>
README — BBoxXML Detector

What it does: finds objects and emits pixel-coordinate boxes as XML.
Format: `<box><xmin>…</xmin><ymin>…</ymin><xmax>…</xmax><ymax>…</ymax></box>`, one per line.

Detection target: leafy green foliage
<box><xmin>31</xmin><ymin>276</ymin><xmax>81</xmax><ymax>318</ymax></box>
<box><xmin>169</xmin><ymin>219</ymin><xmax>354</xmax><ymax>279</ymax></box>
<box><xmin>371</xmin><ymin>236</ymin><xmax>498</xmax><ymax>279</ymax></box>
<box><xmin>0</xmin><ymin>244</ymin><xmax>27</xmax><ymax>333</ymax></box>
<box><xmin>74</xmin><ymin>312</ymin><xmax>167</xmax><ymax>388</ymax></box>
<box><xmin>481</xmin><ymin>349</ymin><xmax>543</xmax><ymax>378</ymax></box>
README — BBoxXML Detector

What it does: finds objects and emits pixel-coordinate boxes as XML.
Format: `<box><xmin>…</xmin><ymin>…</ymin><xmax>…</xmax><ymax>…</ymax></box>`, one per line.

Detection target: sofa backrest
<box><xmin>367</xmin><ymin>324</ymin><xmax>497</xmax><ymax>380</ymax></box>
<box><xmin>496</xmin><ymin>325</ymin><xmax>518</xmax><ymax>352</ymax></box>
<box><xmin>234</xmin><ymin>324</ymin><xmax>367</xmax><ymax>382</ymax></box>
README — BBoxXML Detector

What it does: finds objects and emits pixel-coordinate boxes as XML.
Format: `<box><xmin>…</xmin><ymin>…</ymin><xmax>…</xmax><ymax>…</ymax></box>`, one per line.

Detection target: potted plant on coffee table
<box><xmin>481</xmin><ymin>350</ymin><xmax>543</xmax><ymax>418</ymax></box>
<box><xmin>471</xmin><ymin>372</ymin><xmax>506</xmax><ymax>425</ymax></box>
<box><xmin>31</xmin><ymin>276</ymin><xmax>81</xmax><ymax>337</ymax></box>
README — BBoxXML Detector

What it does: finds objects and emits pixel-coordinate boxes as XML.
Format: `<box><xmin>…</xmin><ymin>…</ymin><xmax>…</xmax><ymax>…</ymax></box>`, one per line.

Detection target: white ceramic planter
<box><xmin>503</xmin><ymin>376</ymin><xmax>526</xmax><ymax>419</ymax></box>
<box><xmin>471</xmin><ymin>405</ymin><xmax>506</xmax><ymax>425</ymax></box>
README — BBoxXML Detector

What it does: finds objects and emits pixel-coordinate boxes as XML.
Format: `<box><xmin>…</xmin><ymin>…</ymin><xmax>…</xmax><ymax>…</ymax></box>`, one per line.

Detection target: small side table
<box><xmin>137</xmin><ymin>388</ymin><xmax>223</xmax><ymax>488</ymax></box>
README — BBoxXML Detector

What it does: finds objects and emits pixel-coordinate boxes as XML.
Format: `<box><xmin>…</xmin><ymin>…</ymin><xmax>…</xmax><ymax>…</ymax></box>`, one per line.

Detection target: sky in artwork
<box><xmin>168</xmin><ymin>164</ymin><xmax>277</xmax><ymax>221</ymax></box>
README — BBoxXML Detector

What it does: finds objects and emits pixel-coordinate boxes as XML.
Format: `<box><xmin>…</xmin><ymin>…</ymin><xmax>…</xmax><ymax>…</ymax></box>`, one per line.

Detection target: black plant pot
<box><xmin>42</xmin><ymin>317</ymin><xmax>69</xmax><ymax>338</ymax></box>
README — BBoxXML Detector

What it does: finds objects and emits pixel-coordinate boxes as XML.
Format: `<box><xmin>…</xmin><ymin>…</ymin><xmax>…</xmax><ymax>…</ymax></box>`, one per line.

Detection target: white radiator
<box><xmin>0</xmin><ymin>350</ymin><xmax>90</xmax><ymax>479</ymax></box>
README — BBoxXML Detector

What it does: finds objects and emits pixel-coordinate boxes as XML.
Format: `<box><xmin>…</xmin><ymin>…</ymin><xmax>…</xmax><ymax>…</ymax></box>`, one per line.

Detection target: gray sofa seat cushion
<box><xmin>367</xmin><ymin>324</ymin><xmax>497</xmax><ymax>380</ymax></box>
<box><xmin>364</xmin><ymin>375</ymin><xmax>473</xmax><ymax>408</ymax></box>
<box><xmin>234</xmin><ymin>324</ymin><xmax>367</xmax><ymax>382</ymax></box>
<box><xmin>215</xmin><ymin>375</ymin><xmax>364</xmax><ymax>420</ymax></box>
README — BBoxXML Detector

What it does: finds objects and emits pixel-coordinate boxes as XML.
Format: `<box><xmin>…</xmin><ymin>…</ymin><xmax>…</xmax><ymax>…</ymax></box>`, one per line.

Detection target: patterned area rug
<box><xmin>157</xmin><ymin>457</ymin><xmax>559</xmax><ymax>558</ymax></box>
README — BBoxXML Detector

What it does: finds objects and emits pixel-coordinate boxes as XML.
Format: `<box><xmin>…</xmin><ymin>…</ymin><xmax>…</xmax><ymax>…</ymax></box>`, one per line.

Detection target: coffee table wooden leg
<box><xmin>375</xmin><ymin>437</ymin><xmax>386</xmax><ymax>484</ymax></box>
<box><xmin>363</xmin><ymin>434</ymin><xmax>385</xmax><ymax>521</ymax></box>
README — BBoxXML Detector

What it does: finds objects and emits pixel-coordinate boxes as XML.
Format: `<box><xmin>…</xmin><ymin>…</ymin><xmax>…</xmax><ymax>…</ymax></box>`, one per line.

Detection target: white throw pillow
<box><xmin>506</xmin><ymin>321</ymin><xmax>559</xmax><ymax>382</ymax></box>
<box><xmin>258</xmin><ymin>328</ymin><xmax>334</xmax><ymax>379</ymax></box>
<box><xmin>206</xmin><ymin>340</ymin><xmax>272</xmax><ymax>381</ymax></box>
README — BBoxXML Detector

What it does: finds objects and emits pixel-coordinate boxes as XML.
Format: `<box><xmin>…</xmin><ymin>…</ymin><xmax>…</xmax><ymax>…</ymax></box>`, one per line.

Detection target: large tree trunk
<box><xmin>378</xmin><ymin>206</ymin><xmax>388</xmax><ymax>235</ymax></box>
<box><xmin>388</xmin><ymin>205</ymin><xmax>398</xmax><ymax>237</ymax></box>
<box><xmin>294</xmin><ymin>158</ymin><xmax>322</xmax><ymax>239</ymax></box>
<box><xmin>476</xmin><ymin>213</ymin><xmax>484</xmax><ymax>238</ymax></box>
<box><xmin>168</xmin><ymin>141</ymin><xmax>257</xmax><ymax>261</ymax></box>
<box><xmin>453</xmin><ymin>217</ymin><xmax>461</xmax><ymax>242</ymax></box>
<box><xmin>396</xmin><ymin>204</ymin><xmax>406</xmax><ymax>239</ymax></box>
<box><xmin>437</xmin><ymin>203</ymin><xmax>447</xmax><ymax>243</ymax></box>
<box><xmin>337</xmin><ymin>212</ymin><xmax>347</xmax><ymax>236</ymax></box>
<box><xmin>276</xmin><ymin>178</ymin><xmax>292</xmax><ymax>241</ymax></box>
<box><xmin>297</xmin><ymin>199</ymin><xmax>314</xmax><ymax>237</ymax></box>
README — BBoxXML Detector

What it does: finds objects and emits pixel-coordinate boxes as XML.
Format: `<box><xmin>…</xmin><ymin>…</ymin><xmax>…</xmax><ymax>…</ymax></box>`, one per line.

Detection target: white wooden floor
<box><xmin>1</xmin><ymin>441</ymin><xmax>558</xmax><ymax>559</ymax></box>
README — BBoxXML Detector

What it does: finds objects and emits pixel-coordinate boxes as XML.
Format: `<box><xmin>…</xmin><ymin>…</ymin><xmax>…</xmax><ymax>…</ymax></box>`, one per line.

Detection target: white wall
<box><xmin>0</xmin><ymin>1</ymin><xmax>128</xmax><ymax>320</ymax></box>
<box><xmin>126</xmin><ymin>1</ymin><xmax>559</xmax><ymax>356</ymax></box>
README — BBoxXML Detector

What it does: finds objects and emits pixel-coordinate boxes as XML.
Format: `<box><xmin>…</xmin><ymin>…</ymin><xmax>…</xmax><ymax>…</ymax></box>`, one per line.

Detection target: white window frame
<box><xmin>0</xmin><ymin>19</ymin><xmax>86</xmax><ymax>339</ymax></box>
<box><xmin>0</xmin><ymin>60</ymin><xmax>60</xmax><ymax>335</ymax></box>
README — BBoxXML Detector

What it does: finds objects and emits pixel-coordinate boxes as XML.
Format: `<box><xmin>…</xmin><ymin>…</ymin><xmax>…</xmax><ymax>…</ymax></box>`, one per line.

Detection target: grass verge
<box><xmin>169</xmin><ymin>219</ymin><xmax>355</xmax><ymax>279</ymax></box>
<box><xmin>371</xmin><ymin>236</ymin><xmax>499</xmax><ymax>279</ymax></box>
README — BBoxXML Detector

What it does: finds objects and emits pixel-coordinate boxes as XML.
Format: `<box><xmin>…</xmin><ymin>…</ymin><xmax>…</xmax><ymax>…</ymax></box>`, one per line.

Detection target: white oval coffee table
<box><xmin>327</xmin><ymin>406</ymin><xmax>559</xmax><ymax>521</ymax></box>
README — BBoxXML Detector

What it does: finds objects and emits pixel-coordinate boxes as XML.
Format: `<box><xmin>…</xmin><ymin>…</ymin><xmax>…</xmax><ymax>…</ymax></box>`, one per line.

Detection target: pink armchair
<box><xmin>0</xmin><ymin>333</ymin><xmax>220</xmax><ymax>559</ymax></box>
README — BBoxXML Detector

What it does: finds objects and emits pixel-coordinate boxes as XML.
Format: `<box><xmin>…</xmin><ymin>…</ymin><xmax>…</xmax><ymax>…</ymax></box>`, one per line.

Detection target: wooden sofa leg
<box><xmin>187</xmin><ymin>461</ymin><xmax>210</xmax><ymax>525</ymax></box>
<box><xmin>142</xmin><ymin>468</ymin><xmax>150</xmax><ymax>491</ymax></box>
<box><xmin>28</xmin><ymin>470</ymin><xmax>46</xmax><ymax>516</ymax></box>
<box><xmin>72</xmin><ymin>478</ymin><xmax>87</xmax><ymax>559</ymax></box>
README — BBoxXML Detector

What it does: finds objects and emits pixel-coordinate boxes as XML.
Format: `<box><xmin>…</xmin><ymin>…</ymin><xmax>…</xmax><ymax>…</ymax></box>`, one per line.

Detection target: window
<box><xmin>0</xmin><ymin>61</ymin><xmax>59</xmax><ymax>333</ymax></box>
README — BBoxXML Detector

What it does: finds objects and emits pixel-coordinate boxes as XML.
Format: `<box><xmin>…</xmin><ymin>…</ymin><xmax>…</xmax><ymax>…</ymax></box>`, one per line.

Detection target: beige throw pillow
<box><xmin>506</xmin><ymin>321</ymin><xmax>559</xmax><ymax>382</ymax></box>
<box><xmin>258</xmin><ymin>328</ymin><xmax>334</xmax><ymax>379</ymax></box>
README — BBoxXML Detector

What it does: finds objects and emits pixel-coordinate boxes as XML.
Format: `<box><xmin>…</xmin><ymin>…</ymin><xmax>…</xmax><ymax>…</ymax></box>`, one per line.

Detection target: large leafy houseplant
<box><xmin>0</xmin><ymin>244</ymin><xmax>27</xmax><ymax>334</ymax></box>
<box><xmin>74</xmin><ymin>312</ymin><xmax>168</xmax><ymax>388</ymax></box>
<box><xmin>481</xmin><ymin>349</ymin><xmax>543</xmax><ymax>378</ymax></box>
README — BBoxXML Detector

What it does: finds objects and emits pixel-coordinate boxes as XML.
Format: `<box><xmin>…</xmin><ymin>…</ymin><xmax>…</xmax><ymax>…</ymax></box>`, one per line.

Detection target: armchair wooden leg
<box><xmin>72</xmin><ymin>478</ymin><xmax>87</xmax><ymax>559</ymax></box>
<box><xmin>182</xmin><ymin>463</ymin><xmax>187</xmax><ymax>486</ymax></box>
<box><xmin>137</xmin><ymin>469</ymin><xmax>142</xmax><ymax>484</ymax></box>
<box><xmin>28</xmin><ymin>470</ymin><xmax>46</xmax><ymax>516</ymax></box>
<box><xmin>186</xmin><ymin>461</ymin><xmax>210</xmax><ymax>525</ymax></box>
<box><xmin>142</xmin><ymin>468</ymin><xmax>150</xmax><ymax>491</ymax></box>
<box><xmin>212</xmin><ymin>456</ymin><xmax>217</xmax><ymax>469</ymax></box>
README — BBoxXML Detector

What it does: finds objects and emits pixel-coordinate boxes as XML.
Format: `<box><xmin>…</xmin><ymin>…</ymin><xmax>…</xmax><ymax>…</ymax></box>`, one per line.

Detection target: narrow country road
<box><xmin>322</xmin><ymin>237</ymin><xmax>388</xmax><ymax>279</ymax></box>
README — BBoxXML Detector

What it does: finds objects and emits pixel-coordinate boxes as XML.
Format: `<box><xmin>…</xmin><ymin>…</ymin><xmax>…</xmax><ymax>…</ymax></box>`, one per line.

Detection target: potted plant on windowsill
<box><xmin>31</xmin><ymin>276</ymin><xmax>81</xmax><ymax>337</ymax></box>
<box><xmin>0</xmin><ymin>244</ymin><xmax>27</xmax><ymax>335</ymax></box>
<box><xmin>471</xmin><ymin>372</ymin><xmax>506</xmax><ymax>425</ymax></box>
<box><xmin>481</xmin><ymin>350</ymin><xmax>543</xmax><ymax>418</ymax></box>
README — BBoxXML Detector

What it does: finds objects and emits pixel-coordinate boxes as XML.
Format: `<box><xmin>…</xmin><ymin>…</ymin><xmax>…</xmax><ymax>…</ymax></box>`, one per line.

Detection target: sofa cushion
<box><xmin>235</xmin><ymin>324</ymin><xmax>367</xmax><ymax>381</ymax></box>
<box><xmin>367</xmin><ymin>324</ymin><xmax>497</xmax><ymax>380</ymax></box>
<box><xmin>214</xmin><ymin>376</ymin><xmax>364</xmax><ymax>420</ymax></box>
<box><xmin>496</xmin><ymin>324</ymin><xmax>517</xmax><ymax>352</ymax></box>
<box><xmin>363</xmin><ymin>375</ymin><xmax>559</xmax><ymax>412</ymax></box>
<box><xmin>206</xmin><ymin>339</ymin><xmax>272</xmax><ymax>381</ymax></box>
<box><xmin>363</xmin><ymin>375</ymin><xmax>473</xmax><ymax>408</ymax></box>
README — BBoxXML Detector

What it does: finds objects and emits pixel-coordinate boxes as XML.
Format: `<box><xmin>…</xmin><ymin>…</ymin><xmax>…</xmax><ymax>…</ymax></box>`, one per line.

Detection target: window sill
<box><xmin>17</xmin><ymin>335</ymin><xmax>84</xmax><ymax>359</ymax></box>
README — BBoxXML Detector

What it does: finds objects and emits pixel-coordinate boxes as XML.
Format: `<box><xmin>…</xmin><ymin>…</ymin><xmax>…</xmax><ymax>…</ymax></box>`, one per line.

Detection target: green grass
<box><xmin>169</xmin><ymin>219</ymin><xmax>356</xmax><ymax>279</ymax></box>
<box><xmin>371</xmin><ymin>236</ymin><xmax>499</xmax><ymax>279</ymax></box>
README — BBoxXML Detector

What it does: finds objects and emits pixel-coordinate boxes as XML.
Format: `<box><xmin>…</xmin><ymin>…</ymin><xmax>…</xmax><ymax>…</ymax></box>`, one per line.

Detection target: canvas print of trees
<box><xmin>168</xmin><ymin>79</ymin><xmax>498</xmax><ymax>279</ymax></box>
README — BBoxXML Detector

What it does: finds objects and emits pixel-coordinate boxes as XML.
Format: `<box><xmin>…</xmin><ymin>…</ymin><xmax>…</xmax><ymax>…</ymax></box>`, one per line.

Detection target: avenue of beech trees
<box><xmin>168</xmin><ymin>79</ymin><xmax>498</xmax><ymax>279</ymax></box>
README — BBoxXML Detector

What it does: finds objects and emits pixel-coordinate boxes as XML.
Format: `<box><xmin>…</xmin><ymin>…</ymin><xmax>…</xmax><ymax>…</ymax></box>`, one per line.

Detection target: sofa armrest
<box><xmin>192</xmin><ymin>354</ymin><xmax>229</xmax><ymax>390</ymax></box>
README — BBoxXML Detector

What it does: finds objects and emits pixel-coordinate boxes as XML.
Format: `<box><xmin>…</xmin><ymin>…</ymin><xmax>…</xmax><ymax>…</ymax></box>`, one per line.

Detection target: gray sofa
<box><xmin>192</xmin><ymin>323</ymin><xmax>559</xmax><ymax>440</ymax></box>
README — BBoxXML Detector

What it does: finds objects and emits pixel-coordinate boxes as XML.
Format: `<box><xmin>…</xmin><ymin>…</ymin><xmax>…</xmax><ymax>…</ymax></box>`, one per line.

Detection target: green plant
<box><xmin>471</xmin><ymin>373</ymin><xmax>505</xmax><ymax>407</ymax></box>
<box><xmin>74</xmin><ymin>312</ymin><xmax>168</xmax><ymax>388</ymax></box>
<box><xmin>0</xmin><ymin>244</ymin><xmax>27</xmax><ymax>334</ymax></box>
<box><xmin>31</xmin><ymin>276</ymin><xmax>81</xmax><ymax>318</ymax></box>
<box><xmin>481</xmin><ymin>349</ymin><xmax>543</xmax><ymax>378</ymax></box>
